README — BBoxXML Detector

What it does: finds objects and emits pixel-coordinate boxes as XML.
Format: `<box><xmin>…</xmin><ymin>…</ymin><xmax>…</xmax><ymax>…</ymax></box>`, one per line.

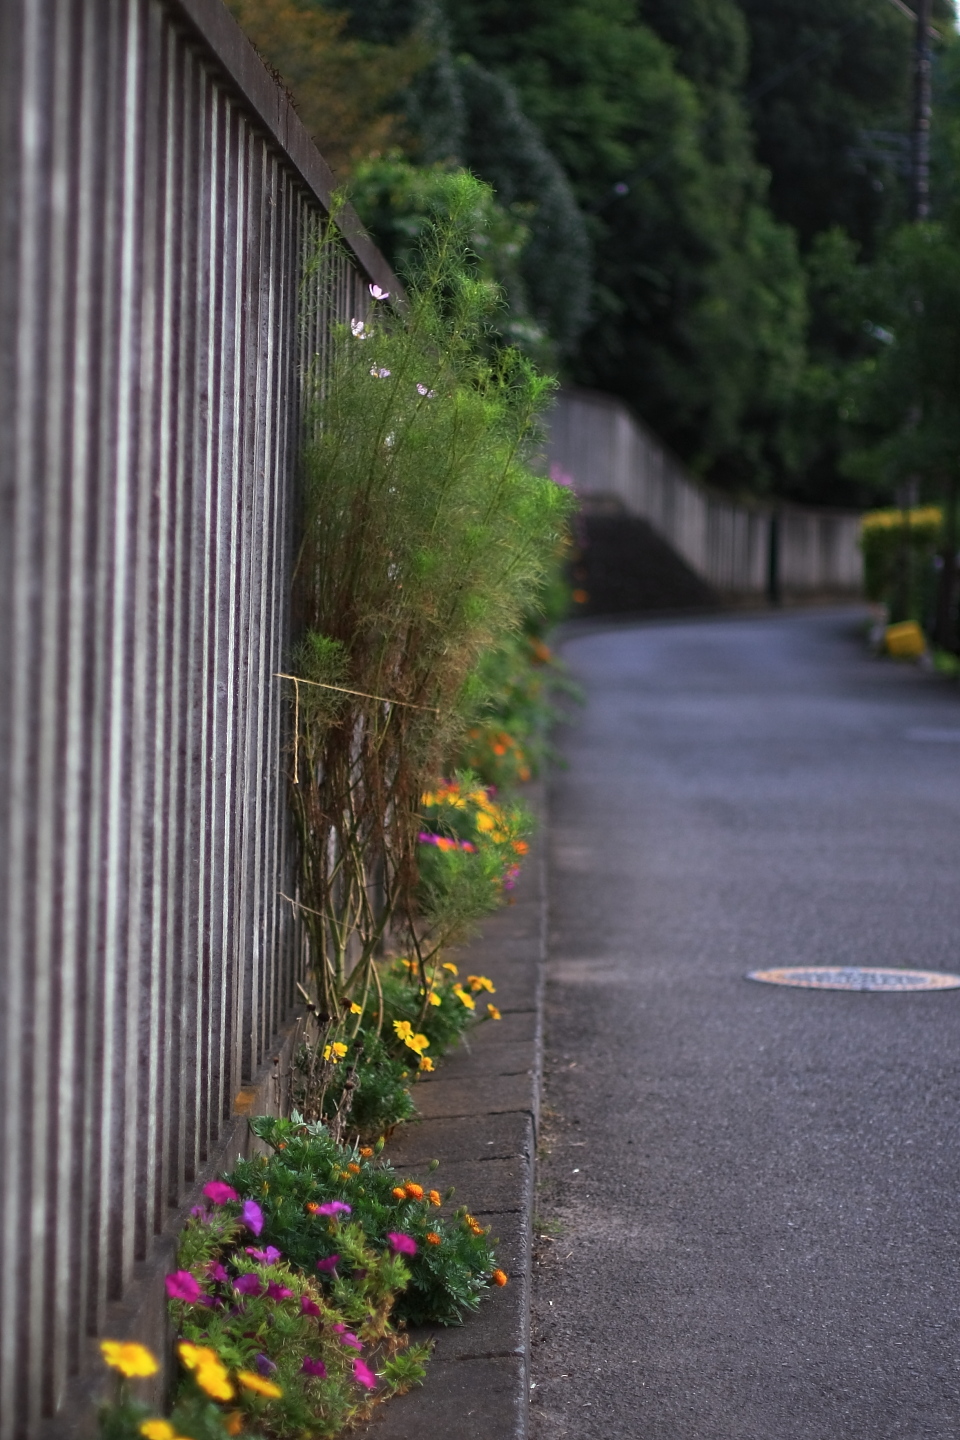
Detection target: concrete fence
<box><xmin>0</xmin><ymin>2</ymin><xmax>396</xmax><ymax>1435</ymax></box>
<box><xmin>546</xmin><ymin>389</ymin><xmax>864</xmax><ymax>598</ymax></box>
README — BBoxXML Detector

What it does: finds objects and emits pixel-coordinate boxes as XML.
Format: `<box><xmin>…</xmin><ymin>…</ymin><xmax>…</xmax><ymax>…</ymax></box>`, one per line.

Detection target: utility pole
<box><xmin>911</xmin><ymin>0</ymin><xmax>932</xmax><ymax>219</ymax></box>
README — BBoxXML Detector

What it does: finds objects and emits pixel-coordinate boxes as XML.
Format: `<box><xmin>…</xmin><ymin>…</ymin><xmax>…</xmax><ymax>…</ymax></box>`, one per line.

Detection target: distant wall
<box><xmin>546</xmin><ymin>389</ymin><xmax>863</xmax><ymax>598</ymax></box>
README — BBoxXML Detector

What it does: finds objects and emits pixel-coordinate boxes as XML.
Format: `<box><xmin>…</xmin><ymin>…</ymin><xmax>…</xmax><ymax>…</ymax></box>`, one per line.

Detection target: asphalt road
<box><xmin>532</xmin><ymin>609</ymin><xmax>960</xmax><ymax>1440</ymax></box>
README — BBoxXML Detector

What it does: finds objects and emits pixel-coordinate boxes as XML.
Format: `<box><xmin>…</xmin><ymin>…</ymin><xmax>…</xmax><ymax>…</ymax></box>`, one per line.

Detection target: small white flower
<box><xmin>416</xmin><ymin>383</ymin><xmax>436</xmax><ymax>398</ymax></box>
<box><xmin>369</xmin><ymin>283</ymin><xmax>390</xmax><ymax>301</ymax></box>
<box><xmin>370</xmin><ymin>366</ymin><xmax>391</xmax><ymax>379</ymax></box>
<box><xmin>351</xmin><ymin>318</ymin><xmax>367</xmax><ymax>339</ymax></box>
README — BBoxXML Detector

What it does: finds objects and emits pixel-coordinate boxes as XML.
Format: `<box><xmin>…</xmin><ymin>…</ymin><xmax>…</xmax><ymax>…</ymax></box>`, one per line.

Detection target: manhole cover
<box><xmin>747</xmin><ymin>967</ymin><xmax>960</xmax><ymax>992</ymax></box>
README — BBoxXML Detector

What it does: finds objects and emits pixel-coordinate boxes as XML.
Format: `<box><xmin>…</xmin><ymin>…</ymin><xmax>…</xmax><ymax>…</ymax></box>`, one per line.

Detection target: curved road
<box><xmin>532</xmin><ymin>610</ymin><xmax>960</xmax><ymax>1440</ymax></box>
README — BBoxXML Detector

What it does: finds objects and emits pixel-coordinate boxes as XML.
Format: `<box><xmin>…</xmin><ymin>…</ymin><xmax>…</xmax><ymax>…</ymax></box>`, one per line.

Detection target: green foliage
<box><xmin>859</xmin><ymin>506</ymin><xmax>943</xmax><ymax>623</ymax></box>
<box><xmin>290</xmin><ymin>169</ymin><xmax>569</xmax><ymax>1028</ymax></box>
<box><xmin>228</xmin><ymin>1116</ymin><xmax>499</xmax><ymax>1326</ymax></box>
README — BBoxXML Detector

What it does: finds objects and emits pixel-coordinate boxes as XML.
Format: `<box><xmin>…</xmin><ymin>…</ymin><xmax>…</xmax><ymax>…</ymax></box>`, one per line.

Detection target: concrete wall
<box><xmin>546</xmin><ymin>389</ymin><xmax>863</xmax><ymax>598</ymax></box>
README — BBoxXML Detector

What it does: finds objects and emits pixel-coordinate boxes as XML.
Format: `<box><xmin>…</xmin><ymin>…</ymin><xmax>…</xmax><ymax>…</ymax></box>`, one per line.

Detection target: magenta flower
<box><xmin>316</xmin><ymin>1255</ymin><xmax>340</xmax><ymax>1274</ymax></box>
<box><xmin>203</xmin><ymin>1181</ymin><xmax>239</xmax><ymax>1205</ymax></box>
<box><xmin>266</xmin><ymin>1281</ymin><xmax>294</xmax><ymax>1301</ymax></box>
<box><xmin>245</xmin><ymin>1246</ymin><xmax>282</xmax><ymax>1264</ymax></box>
<box><xmin>302</xmin><ymin>1356</ymin><xmax>328</xmax><ymax>1377</ymax></box>
<box><xmin>234</xmin><ymin>1274</ymin><xmax>262</xmax><ymax>1297</ymax></box>
<box><xmin>300</xmin><ymin>1295</ymin><xmax>322</xmax><ymax>1317</ymax></box>
<box><xmin>315</xmin><ymin>1201</ymin><xmax>351</xmax><ymax>1217</ymax></box>
<box><xmin>206</xmin><ymin>1261</ymin><xmax>230</xmax><ymax>1285</ymax></box>
<box><xmin>165</xmin><ymin>1270</ymin><xmax>202</xmax><ymax>1303</ymax></box>
<box><xmin>338</xmin><ymin>1331</ymin><xmax>363</xmax><ymax>1351</ymax></box>
<box><xmin>386</xmin><ymin>1231</ymin><xmax>417</xmax><ymax>1257</ymax></box>
<box><xmin>353</xmin><ymin>1359</ymin><xmax>378</xmax><ymax>1390</ymax></box>
<box><xmin>242</xmin><ymin>1199</ymin><xmax>264</xmax><ymax>1236</ymax></box>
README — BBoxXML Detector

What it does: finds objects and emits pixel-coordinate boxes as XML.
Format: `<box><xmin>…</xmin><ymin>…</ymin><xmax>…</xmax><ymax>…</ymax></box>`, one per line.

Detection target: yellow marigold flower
<box><xmin>453</xmin><ymin>986</ymin><xmax>475</xmax><ymax>1010</ymax></box>
<box><xmin>427</xmin><ymin>990</ymin><xmax>442</xmax><ymax>1006</ymax></box>
<box><xmin>475</xmin><ymin>811</ymin><xmax>494</xmax><ymax>833</ymax></box>
<box><xmin>418</xmin><ymin>1055</ymin><xmax>435</xmax><ymax>1072</ymax></box>
<box><xmin>441</xmin><ymin>962</ymin><xmax>458</xmax><ymax>977</ymax></box>
<box><xmin>492</xmin><ymin>1269</ymin><xmax>509</xmax><ymax>1287</ymax></box>
<box><xmin>392</xmin><ymin>1186</ymin><xmax>407</xmax><ymax>1200</ymax></box>
<box><xmin>360</xmin><ymin>1146</ymin><xmax>374</xmax><ymax>1158</ymax></box>
<box><xmin>179</xmin><ymin>1344</ymin><xmax>234</xmax><ymax>1401</ymax></box>
<box><xmin>393</xmin><ymin>1019</ymin><xmax>414</xmax><ymax>1040</ymax></box>
<box><xmin>347</xmin><ymin>1162</ymin><xmax>361</xmax><ymax>1175</ymax></box>
<box><xmin>350</xmin><ymin>1001</ymin><xmax>362</xmax><ymax>1014</ymax></box>
<box><xmin>487</xmin><ymin>1003</ymin><xmax>501</xmax><ymax>1021</ymax></box>
<box><xmin>237</xmin><ymin>1371</ymin><xmax>283</xmax><ymax>1399</ymax></box>
<box><xmin>467</xmin><ymin>975</ymin><xmax>495</xmax><ymax>993</ymax></box>
<box><xmin>408</xmin><ymin>1032</ymin><xmax>430</xmax><ymax>1054</ymax></box>
<box><xmin>404</xmin><ymin>1182</ymin><xmax>424</xmax><ymax>1199</ymax></box>
<box><xmin>464</xmin><ymin>1213</ymin><xmax>485</xmax><ymax>1236</ymax></box>
<box><xmin>428</xmin><ymin>1189</ymin><xmax>442</xmax><ymax>1207</ymax></box>
<box><xmin>101</xmin><ymin>1341</ymin><xmax>159</xmax><ymax>1378</ymax></box>
<box><xmin>426</xmin><ymin>1232</ymin><xmax>442</xmax><ymax>1245</ymax></box>
<box><xmin>140</xmin><ymin>1422</ymin><xmax>180</xmax><ymax>1440</ymax></box>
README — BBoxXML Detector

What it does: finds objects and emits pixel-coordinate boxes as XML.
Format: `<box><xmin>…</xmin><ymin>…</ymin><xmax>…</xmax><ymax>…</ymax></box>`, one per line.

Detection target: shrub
<box><xmin>860</xmin><ymin>505</ymin><xmax>942</xmax><ymax>624</ymax></box>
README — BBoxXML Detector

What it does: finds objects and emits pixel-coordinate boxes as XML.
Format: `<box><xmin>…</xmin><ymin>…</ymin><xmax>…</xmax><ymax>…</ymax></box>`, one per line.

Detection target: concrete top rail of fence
<box><xmin>0</xmin><ymin>2</ymin><xmax>400</xmax><ymax>1437</ymax></box>
<box><xmin>545</xmin><ymin>388</ymin><xmax>864</xmax><ymax>597</ymax></box>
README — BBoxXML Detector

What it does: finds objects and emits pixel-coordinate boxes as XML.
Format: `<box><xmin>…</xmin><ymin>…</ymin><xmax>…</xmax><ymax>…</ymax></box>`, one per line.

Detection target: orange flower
<box><xmin>418</xmin><ymin>1055</ymin><xmax>435</xmax><ymax>1072</ymax></box>
<box><xmin>426</xmin><ymin>1232</ymin><xmax>442</xmax><ymax>1245</ymax></box>
<box><xmin>464</xmin><ymin>1213</ymin><xmax>485</xmax><ymax>1236</ymax></box>
<box><xmin>360</xmin><ymin>1147</ymin><xmax>374</xmax><ymax>1158</ymax></box>
<box><xmin>392</xmin><ymin>1187</ymin><xmax>406</xmax><ymax>1201</ymax></box>
<box><xmin>492</xmin><ymin>1269</ymin><xmax>509</xmax><ymax>1287</ymax></box>
<box><xmin>225</xmin><ymin>1414</ymin><xmax>245</xmax><ymax>1437</ymax></box>
<box><xmin>487</xmin><ymin>1004</ymin><xmax>501</xmax><ymax>1021</ymax></box>
<box><xmin>428</xmin><ymin>1189</ymin><xmax>442</xmax><ymax>1207</ymax></box>
<box><xmin>404</xmin><ymin>1182</ymin><xmax>424</xmax><ymax>1200</ymax></box>
<box><xmin>347</xmin><ymin>1162</ymin><xmax>361</xmax><ymax>1175</ymax></box>
<box><xmin>306</xmin><ymin>1202</ymin><xmax>321</xmax><ymax>1214</ymax></box>
<box><xmin>512</xmin><ymin>840</ymin><xmax>529</xmax><ymax>855</ymax></box>
<box><xmin>237</xmin><ymin>1371</ymin><xmax>282</xmax><ymax>1399</ymax></box>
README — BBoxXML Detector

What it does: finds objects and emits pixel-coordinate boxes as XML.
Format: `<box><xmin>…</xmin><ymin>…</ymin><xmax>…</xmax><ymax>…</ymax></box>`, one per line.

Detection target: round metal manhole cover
<box><xmin>747</xmin><ymin>967</ymin><xmax>960</xmax><ymax>992</ymax></box>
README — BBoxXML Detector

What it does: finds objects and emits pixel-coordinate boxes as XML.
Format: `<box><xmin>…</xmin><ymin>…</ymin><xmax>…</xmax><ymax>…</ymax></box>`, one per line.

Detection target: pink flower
<box><xmin>302</xmin><ymin>1356</ymin><xmax>327</xmax><ymax>1377</ymax></box>
<box><xmin>206</xmin><ymin>1261</ymin><xmax>230</xmax><ymax>1285</ymax></box>
<box><xmin>165</xmin><ymin>1270</ymin><xmax>202</xmax><ymax>1303</ymax></box>
<box><xmin>386</xmin><ymin>1232</ymin><xmax>417</xmax><ymax>1257</ymax></box>
<box><xmin>203</xmin><ymin>1181</ymin><xmax>239</xmax><ymax>1205</ymax></box>
<box><xmin>300</xmin><ymin>1295</ymin><xmax>322</xmax><ymax>1317</ymax></box>
<box><xmin>314</xmin><ymin>1201</ymin><xmax>351</xmax><ymax>1217</ymax></box>
<box><xmin>245</xmin><ymin>1246</ymin><xmax>281</xmax><ymax>1264</ymax></box>
<box><xmin>242</xmin><ymin>1199</ymin><xmax>264</xmax><ymax>1236</ymax></box>
<box><xmin>416</xmin><ymin>383</ymin><xmax>436</xmax><ymax>398</ymax></box>
<box><xmin>353</xmin><ymin>1358</ymin><xmax>378</xmax><ymax>1390</ymax></box>
<box><xmin>266</xmin><ymin>1281</ymin><xmax>293</xmax><ymax>1301</ymax></box>
<box><xmin>332</xmin><ymin>1323</ymin><xmax>362</xmax><ymax>1350</ymax></box>
<box><xmin>369</xmin><ymin>283</ymin><xmax>390</xmax><ymax>301</ymax></box>
<box><xmin>316</xmin><ymin>1255</ymin><xmax>340</xmax><ymax>1273</ymax></box>
<box><xmin>234</xmin><ymin>1274</ymin><xmax>262</xmax><ymax>1296</ymax></box>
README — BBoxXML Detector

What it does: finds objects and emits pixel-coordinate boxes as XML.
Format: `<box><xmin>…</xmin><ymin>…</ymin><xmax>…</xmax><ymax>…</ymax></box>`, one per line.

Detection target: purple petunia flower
<box><xmin>314</xmin><ymin>1201</ymin><xmax>351</xmax><ymax>1217</ymax></box>
<box><xmin>203</xmin><ymin>1181</ymin><xmax>239</xmax><ymax>1205</ymax></box>
<box><xmin>300</xmin><ymin>1295</ymin><xmax>322</xmax><ymax>1317</ymax></box>
<box><xmin>353</xmin><ymin>1359</ymin><xmax>378</xmax><ymax>1390</ymax></box>
<box><xmin>266</xmin><ymin>1281</ymin><xmax>294</xmax><ymax>1301</ymax></box>
<box><xmin>315</xmin><ymin>1255</ymin><xmax>340</xmax><ymax>1274</ymax></box>
<box><xmin>190</xmin><ymin>1205</ymin><xmax>209</xmax><ymax>1220</ymax></box>
<box><xmin>386</xmin><ymin>1232</ymin><xmax>417</xmax><ymax>1257</ymax></box>
<box><xmin>338</xmin><ymin>1331</ymin><xmax>363</xmax><ymax>1351</ymax></box>
<box><xmin>302</xmin><ymin>1356</ymin><xmax>328</xmax><ymax>1378</ymax></box>
<box><xmin>245</xmin><ymin>1246</ymin><xmax>282</xmax><ymax>1264</ymax></box>
<box><xmin>206</xmin><ymin>1261</ymin><xmax>230</xmax><ymax>1285</ymax></box>
<box><xmin>234</xmin><ymin>1274</ymin><xmax>263</xmax><ymax>1297</ymax></box>
<box><xmin>255</xmin><ymin>1354</ymin><xmax>277</xmax><ymax>1376</ymax></box>
<box><xmin>242</xmin><ymin>1199</ymin><xmax>264</xmax><ymax>1236</ymax></box>
<box><xmin>165</xmin><ymin>1270</ymin><xmax>202</xmax><ymax>1303</ymax></box>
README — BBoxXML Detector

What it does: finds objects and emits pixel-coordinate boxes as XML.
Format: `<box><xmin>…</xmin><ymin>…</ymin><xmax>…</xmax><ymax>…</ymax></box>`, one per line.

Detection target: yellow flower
<box><xmin>101</xmin><ymin>1341</ymin><xmax>159</xmax><ymax>1379</ymax></box>
<box><xmin>140</xmin><ymin>1422</ymin><xmax>182</xmax><ymax>1440</ymax></box>
<box><xmin>237</xmin><ymin>1372</ymin><xmax>283</xmax><ymax>1399</ymax></box>
<box><xmin>453</xmin><ymin>987</ymin><xmax>475</xmax><ymax>1010</ymax></box>
<box><xmin>427</xmin><ymin>990</ymin><xmax>442</xmax><ymax>1007</ymax></box>
<box><xmin>441</xmin><ymin>962</ymin><xmax>458</xmax><ymax>977</ymax></box>
<box><xmin>418</xmin><ymin>1055</ymin><xmax>435</xmax><ymax>1071</ymax></box>
<box><xmin>393</xmin><ymin>1019</ymin><xmax>414</xmax><ymax>1040</ymax></box>
<box><xmin>467</xmin><ymin>975</ymin><xmax>495</xmax><ymax>993</ymax></box>
<box><xmin>323</xmin><ymin>1041</ymin><xmax>348</xmax><ymax>1063</ymax></box>
<box><xmin>475</xmin><ymin>811</ymin><xmax>494</xmax><ymax>833</ymax></box>
<box><xmin>179</xmin><ymin>1343</ymin><xmax>234</xmax><ymax>1401</ymax></box>
<box><xmin>350</xmin><ymin>1001</ymin><xmax>362</xmax><ymax>1014</ymax></box>
<box><xmin>487</xmin><ymin>1004</ymin><xmax>502</xmax><ymax>1021</ymax></box>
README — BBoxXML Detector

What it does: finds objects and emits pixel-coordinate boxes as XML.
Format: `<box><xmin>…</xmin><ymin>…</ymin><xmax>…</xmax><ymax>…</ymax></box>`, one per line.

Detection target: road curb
<box><xmin>366</xmin><ymin>780</ymin><xmax>547</xmax><ymax>1440</ymax></box>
